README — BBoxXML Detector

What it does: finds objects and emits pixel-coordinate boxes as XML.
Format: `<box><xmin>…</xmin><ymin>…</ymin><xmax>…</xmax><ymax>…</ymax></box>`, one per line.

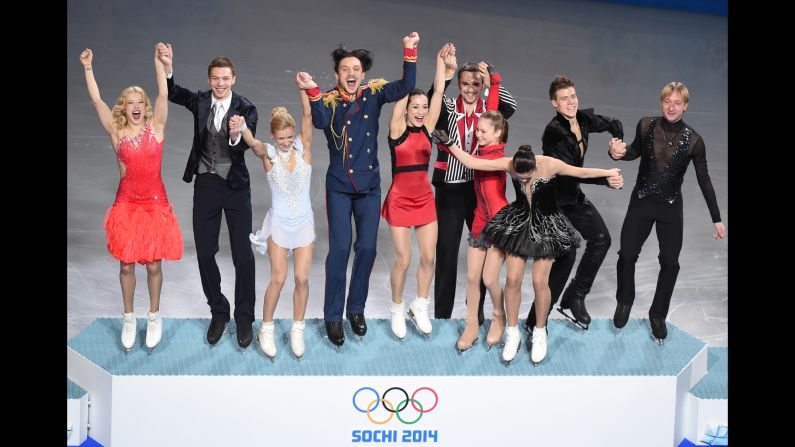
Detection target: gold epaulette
<box><xmin>366</xmin><ymin>78</ymin><xmax>388</xmax><ymax>95</ymax></box>
<box><xmin>323</xmin><ymin>90</ymin><xmax>340</xmax><ymax>108</ymax></box>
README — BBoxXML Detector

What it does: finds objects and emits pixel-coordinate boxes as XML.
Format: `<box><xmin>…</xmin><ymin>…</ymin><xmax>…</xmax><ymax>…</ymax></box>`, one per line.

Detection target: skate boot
<box><xmin>325</xmin><ymin>321</ymin><xmax>344</xmax><ymax>349</ymax></box>
<box><xmin>501</xmin><ymin>325</ymin><xmax>521</xmax><ymax>366</ymax></box>
<box><xmin>346</xmin><ymin>312</ymin><xmax>367</xmax><ymax>339</ymax></box>
<box><xmin>531</xmin><ymin>326</ymin><xmax>548</xmax><ymax>366</ymax></box>
<box><xmin>408</xmin><ymin>296</ymin><xmax>433</xmax><ymax>337</ymax></box>
<box><xmin>390</xmin><ymin>301</ymin><xmax>407</xmax><ymax>341</ymax></box>
<box><xmin>258</xmin><ymin>321</ymin><xmax>277</xmax><ymax>359</ymax></box>
<box><xmin>650</xmin><ymin>317</ymin><xmax>668</xmax><ymax>345</ymax></box>
<box><xmin>456</xmin><ymin>321</ymin><xmax>479</xmax><ymax>355</ymax></box>
<box><xmin>485</xmin><ymin>311</ymin><xmax>505</xmax><ymax>351</ymax></box>
<box><xmin>557</xmin><ymin>293</ymin><xmax>591</xmax><ymax>330</ymax></box>
<box><xmin>145</xmin><ymin>311</ymin><xmax>162</xmax><ymax>351</ymax></box>
<box><xmin>290</xmin><ymin>321</ymin><xmax>305</xmax><ymax>359</ymax></box>
<box><xmin>121</xmin><ymin>311</ymin><xmax>136</xmax><ymax>352</ymax></box>
<box><xmin>613</xmin><ymin>302</ymin><xmax>632</xmax><ymax>330</ymax></box>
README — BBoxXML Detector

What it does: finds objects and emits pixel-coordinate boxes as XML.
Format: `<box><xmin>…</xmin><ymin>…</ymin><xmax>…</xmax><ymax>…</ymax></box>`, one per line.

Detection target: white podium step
<box><xmin>67</xmin><ymin>378</ymin><xmax>89</xmax><ymax>446</ymax></box>
<box><xmin>68</xmin><ymin>317</ymin><xmax>714</xmax><ymax>447</ymax></box>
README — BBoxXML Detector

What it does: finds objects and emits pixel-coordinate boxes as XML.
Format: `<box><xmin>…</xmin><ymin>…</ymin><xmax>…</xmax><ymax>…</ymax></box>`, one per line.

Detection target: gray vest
<box><xmin>198</xmin><ymin>106</ymin><xmax>233</xmax><ymax>179</ymax></box>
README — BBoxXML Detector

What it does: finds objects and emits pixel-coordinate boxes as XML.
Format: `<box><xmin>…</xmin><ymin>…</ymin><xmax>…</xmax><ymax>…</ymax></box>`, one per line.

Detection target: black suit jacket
<box><xmin>167</xmin><ymin>76</ymin><xmax>259</xmax><ymax>190</ymax></box>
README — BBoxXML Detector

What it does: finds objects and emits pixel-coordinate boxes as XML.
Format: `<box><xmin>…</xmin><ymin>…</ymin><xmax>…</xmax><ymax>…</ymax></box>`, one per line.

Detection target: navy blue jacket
<box><xmin>310</xmin><ymin>59</ymin><xmax>416</xmax><ymax>193</ymax></box>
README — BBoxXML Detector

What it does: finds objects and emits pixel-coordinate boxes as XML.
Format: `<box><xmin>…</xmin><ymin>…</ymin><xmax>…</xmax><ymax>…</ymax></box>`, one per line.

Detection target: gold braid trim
<box><xmin>323</xmin><ymin>90</ymin><xmax>340</xmax><ymax>109</ymax></box>
<box><xmin>367</xmin><ymin>78</ymin><xmax>388</xmax><ymax>95</ymax></box>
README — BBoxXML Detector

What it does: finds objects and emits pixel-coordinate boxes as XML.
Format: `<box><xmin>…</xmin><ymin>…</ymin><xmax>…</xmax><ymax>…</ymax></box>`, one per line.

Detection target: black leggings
<box><xmin>616</xmin><ymin>194</ymin><xmax>683</xmax><ymax>319</ymax></box>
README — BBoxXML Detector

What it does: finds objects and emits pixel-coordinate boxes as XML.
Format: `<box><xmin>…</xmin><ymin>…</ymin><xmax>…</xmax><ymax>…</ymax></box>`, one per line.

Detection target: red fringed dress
<box><xmin>104</xmin><ymin>122</ymin><xmax>183</xmax><ymax>264</ymax></box>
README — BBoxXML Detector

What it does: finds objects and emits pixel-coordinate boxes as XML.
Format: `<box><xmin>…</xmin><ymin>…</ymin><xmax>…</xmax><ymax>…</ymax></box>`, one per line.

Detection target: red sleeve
<box><xmin>486</xmin><ymin>72</ymin><xmax>502</xmax><ymax>111</ymax></box>
<box><xmin>306</xmin><ymin>87</ymin><xmax>322</xmax><ymax>101</ymax></box>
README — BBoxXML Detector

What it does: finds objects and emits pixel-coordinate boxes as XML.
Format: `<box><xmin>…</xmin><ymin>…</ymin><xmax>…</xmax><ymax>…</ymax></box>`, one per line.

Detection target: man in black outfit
<box><xmin>608</xmin><ymin>81</ymin><xmax>725</xmax><ymax>343</ymax></box>
<box><xmin>525</xmin><ymin>75</ymin><xmax>624</xmax><ymax>332</ymax></box>
<box><xmin>158</xmin><ymin>44</ymin><xmax>259</xmax><ymax>348</ymax></box>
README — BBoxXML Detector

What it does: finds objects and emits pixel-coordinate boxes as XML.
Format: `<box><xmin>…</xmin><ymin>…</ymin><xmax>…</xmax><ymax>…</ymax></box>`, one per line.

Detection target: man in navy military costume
<box><xmin>297</xmin><ymin>32</ymin><xmax>419</xmax><ymax>346</ymax></box>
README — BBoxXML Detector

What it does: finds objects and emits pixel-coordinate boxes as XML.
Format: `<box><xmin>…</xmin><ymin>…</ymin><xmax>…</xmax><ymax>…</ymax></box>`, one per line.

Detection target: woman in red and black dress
<box><xmin>381</xmin><ymin>44</ymin><xmax>453</xmax><ymax>340</ymax></box>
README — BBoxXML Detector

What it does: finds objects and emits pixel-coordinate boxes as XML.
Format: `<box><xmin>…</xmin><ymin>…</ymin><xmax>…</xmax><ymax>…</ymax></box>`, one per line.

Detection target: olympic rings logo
<box><xmin>352</xmin><ymin>387</ymin><xmax>439</xmax><ymax>425</ymax></box>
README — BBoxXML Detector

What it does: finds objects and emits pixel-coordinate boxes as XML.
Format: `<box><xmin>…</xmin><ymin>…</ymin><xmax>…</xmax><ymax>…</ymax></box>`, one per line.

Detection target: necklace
<box><xmin>661</xmin><ymin>126</ymin><xmax>681</xmax><ymax>148</ymax></box>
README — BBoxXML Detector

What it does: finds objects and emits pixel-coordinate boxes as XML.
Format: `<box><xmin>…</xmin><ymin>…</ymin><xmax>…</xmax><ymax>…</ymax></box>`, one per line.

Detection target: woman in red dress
<box><xmin>80</xmin><ymin>44</ymin><xmax>183</xmax><ymax>352</ymax></box>
<box><xmin>381</xmin><ymin>44</ymin><xmax>452</xmax><ymax>340</ymax></box>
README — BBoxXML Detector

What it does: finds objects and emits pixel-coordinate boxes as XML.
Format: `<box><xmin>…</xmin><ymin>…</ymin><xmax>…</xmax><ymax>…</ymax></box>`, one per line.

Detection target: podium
<box><xmin>67</xmin><ymin>318</ymin><xmax>726</xmax><ymax>446</ymax></box>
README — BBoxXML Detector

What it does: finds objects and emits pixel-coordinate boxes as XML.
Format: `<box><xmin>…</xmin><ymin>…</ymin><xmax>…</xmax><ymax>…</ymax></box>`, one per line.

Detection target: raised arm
<box><xmin>379</xmin><ymin>32</ymin><xmax>419</xmax><ymax>104</ymax></box>
<box><xmin>389</xmin><ymin>95</ymin><xmax>409</xmax><ymax>139</ymax></box>
<box><xmin>151</xmin><ymin>43</ymin><xmax>169</xmax><ymax>142</ymax></box>
<box><xmin>546</xmin><ymin>156</ymin><xmax>623</xmax><ymax>188</ymax></box>
<box><xmin>425</xmin><ymin>43</ymin><xmax>452</xmax><ymax>131</ymax></box>
<box><xmin>479</xmin><ymin>61</ymin><xmax>517</xmax><ymax>119</ymax></box>
<box><xmin>295</xmin><ymin>72</ymin><xmax>313</xmax><ymax>163</ymax></box>
<box><xmin>496</xmin><ymin>83</ymin><xmax>518</xmax><ymax>119</ymax></box>
<box><xmin>427</xmin><ymin>44</ymin><xmax>455</xmax><ymax>131</ymax></box>
<box><xmin>157</xmin><ymin>43</ymin><xmax>198</xmax><ymax>111</ymax></box>
<box><xmin>299</xmin><ymin>72</ymin><xmax>331</xmax><ymax>130</ymax></box>
<box><xmin>80</xmin><ymin>49</ymin><xmax>117</xmax><ymax>143</ymax></box>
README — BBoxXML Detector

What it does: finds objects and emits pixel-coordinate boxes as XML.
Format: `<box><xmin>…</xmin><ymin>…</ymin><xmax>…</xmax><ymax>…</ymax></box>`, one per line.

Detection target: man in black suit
<box><xmin>157</xmin><ymin>43</ymin><xmax>259</xmax><ymax>348</ymax></box>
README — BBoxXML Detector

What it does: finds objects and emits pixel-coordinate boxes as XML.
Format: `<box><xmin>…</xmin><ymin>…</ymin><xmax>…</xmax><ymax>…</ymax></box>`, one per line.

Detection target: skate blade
<box><xmin>556</xmin><ymin>307</ymin><xmax>589</xmax><ymax>330</ymax></box>
<box><xmin>486</xmin><ymin>338</ymin><xmax>505</xmax><ymax>351</ymax></box>
<box><xmin>455</xmin><ymin>338</ymin><xmax>478</xmax><ymax>355</ymax></box>
<box><xmin>408</xmin><ymin>310</ymin><xmax>431</xmax><ymax>339</ymax></box>
<box><xmin>501</xmin><ymin>341</ymin><xmax>521</xmax><ymax>366</ymax></box>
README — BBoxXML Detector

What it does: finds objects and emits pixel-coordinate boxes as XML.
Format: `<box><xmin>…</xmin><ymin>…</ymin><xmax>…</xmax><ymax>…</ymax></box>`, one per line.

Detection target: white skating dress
<box><xmin>250</xmin><ymin>137</ymin><xmax>314</xmax><ymax>253</ymax></box>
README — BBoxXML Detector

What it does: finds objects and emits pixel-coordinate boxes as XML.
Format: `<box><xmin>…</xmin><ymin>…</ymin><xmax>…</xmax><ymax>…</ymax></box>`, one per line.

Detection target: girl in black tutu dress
<box><xmin>442</xmin><ymin>139</ymin><xmax>623</xmax><ymax>366</ymax></box>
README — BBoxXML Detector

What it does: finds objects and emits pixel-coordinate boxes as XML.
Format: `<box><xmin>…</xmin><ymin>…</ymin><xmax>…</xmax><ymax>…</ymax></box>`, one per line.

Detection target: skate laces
<box><xmin>260</xmin><ymin>321</ymin><xmax>275</xmax><ymax>334</ymax></box>
<box><xmin>391</xmin><ymin>301</ymin><xmax>406</xmax><ymax>316</ymax></box>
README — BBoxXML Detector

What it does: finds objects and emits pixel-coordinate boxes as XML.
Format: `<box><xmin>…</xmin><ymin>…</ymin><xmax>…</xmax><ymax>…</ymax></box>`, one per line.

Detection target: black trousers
<box><xmin>433</xmin><ymin>181</ymin><xmax>486</xmax><ymax>319</ymax></box>
<box><xmin>616</xmin><ymin>194</ymin><xmax>683</xmax><ymax>319</ymax></box>
<box><xmin>192</xmin><ymin>173</ymin><xmax>256</xmax><ymax>324</ymax></box>
<box><xmin>547</xmin><ymin>197</ymin><xmax>611</xmax><ymax>307</ymax></box>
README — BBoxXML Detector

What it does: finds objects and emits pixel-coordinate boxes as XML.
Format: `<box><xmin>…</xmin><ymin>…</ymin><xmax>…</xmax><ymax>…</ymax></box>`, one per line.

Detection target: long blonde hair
<box><xmin>111</xmin><ymin>86</ymin><xmax>153</xmax><ymax>128</ymax></box>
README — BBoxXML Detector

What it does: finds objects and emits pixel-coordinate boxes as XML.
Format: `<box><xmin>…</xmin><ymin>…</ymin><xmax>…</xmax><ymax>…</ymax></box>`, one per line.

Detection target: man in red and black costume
<box><xmin>428</xmin><ymin>51</ymin><xmax>517</xmax><ymax>324</ymax></box>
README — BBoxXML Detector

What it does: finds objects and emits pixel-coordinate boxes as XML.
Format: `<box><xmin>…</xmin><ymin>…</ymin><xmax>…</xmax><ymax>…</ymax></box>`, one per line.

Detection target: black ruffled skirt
<box><xmin>484</xmin><ymin>197</ymin><xmax>580</xmax><ymax>259</ymax></box>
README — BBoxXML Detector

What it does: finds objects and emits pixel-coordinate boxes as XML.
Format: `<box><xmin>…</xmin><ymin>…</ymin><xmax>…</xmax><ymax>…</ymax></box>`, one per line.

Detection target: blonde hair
<box><xmin>660</xmin><ymin>82</ymin><xmax>689</xmax><ymax>103</ymax></box>
<box><xmin>111</xmin><ymin>86</ymin><xmax>153</xmax><ymax>129</ymax></box>
<box><xmin>270</xmin><ymin>106</ymin><xmax>296</xmax><ymax>133</ymax></box>
<box><xmin>479</xmin><ymin>110</ymin><xmax>509</xmax><ymax>143</ymax></box>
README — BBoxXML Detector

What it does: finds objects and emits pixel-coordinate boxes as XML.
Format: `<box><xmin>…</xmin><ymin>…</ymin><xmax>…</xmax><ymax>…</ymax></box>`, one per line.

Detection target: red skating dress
<box><xmin>381</xmin><ymin>125</ymin><xmax>437</xmax><ymax>227</ymax></box>
<box><xmin>469</xmin><ymin>143</ymin><xmax>508</xmax><ymax>247</ymax></box>
<box><xmin>104</xmin><ymin>122</ymin><xmax>183</xmax><ymax>264</ymax></box>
